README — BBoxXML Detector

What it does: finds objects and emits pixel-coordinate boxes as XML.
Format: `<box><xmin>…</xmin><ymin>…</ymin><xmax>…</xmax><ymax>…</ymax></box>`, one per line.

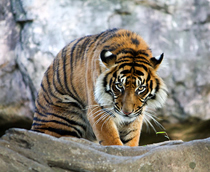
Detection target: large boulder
<box><xmin>0</xmin><ymin>128</ymin><xmax>209</xmax><ymax>172</ymax></box>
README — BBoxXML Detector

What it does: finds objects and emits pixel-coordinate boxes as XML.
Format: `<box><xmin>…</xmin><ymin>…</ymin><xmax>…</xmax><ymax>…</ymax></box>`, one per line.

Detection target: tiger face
<box><xmin>95</xmin><ymin>49</ymin><xmax>167</xmax><ymax>124</ymax></box>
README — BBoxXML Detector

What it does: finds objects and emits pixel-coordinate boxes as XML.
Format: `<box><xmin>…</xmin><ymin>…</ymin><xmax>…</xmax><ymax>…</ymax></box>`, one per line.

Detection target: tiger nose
<box><xmin>122</xmin><ymin>110</ymin><xmax>132</xmax><ymax>116</ymax></box>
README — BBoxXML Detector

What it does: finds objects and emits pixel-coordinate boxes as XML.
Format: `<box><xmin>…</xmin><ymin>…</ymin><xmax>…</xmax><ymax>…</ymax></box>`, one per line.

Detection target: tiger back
<box><xmin>31</xmin><ymin>28</ymin><xmax>167</xmax><ymax>146</ymax></box>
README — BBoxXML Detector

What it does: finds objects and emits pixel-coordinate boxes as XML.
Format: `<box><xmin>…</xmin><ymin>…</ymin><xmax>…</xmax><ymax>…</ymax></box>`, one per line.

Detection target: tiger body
<box><xmin>31</xmin><ymin>29</ymin><xmax>167</xmax><ymax>146</ymax></box>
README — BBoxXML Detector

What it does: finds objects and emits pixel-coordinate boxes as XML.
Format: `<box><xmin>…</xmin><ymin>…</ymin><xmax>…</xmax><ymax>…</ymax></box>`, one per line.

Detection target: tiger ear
<box><xmin>150</xmin><ymin>53</ymin><xmax>164</xmax><ymax>70</ymax></box>
<box><xmin>100</xmin><ymin>50</ymin><xmax>116</xmax><ymax>68</ymax></box>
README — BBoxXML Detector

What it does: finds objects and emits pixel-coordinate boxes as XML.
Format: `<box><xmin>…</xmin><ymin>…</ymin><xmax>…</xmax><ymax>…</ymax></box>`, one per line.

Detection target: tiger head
<box><xmin>94</xmin><ymin>30</ymin><xmax>167</xmax><ymax>124</ymax></box>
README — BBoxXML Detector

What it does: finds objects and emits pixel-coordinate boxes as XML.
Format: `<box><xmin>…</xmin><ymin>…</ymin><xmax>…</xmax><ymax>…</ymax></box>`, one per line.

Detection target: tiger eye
<box><xmin>117</xmin><ymin>83</ymin><xmax>123</xmax><ymax>88</ymax></box>
<box><xmin>136</xmin><ymin>86</ymin><xmax>146</xmax><ymax>95</ymax></box>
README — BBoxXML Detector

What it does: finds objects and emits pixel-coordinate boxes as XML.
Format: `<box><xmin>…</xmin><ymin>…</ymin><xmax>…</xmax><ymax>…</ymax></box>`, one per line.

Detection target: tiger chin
<box><xmin>31</xmin><ymin>28</ymin><xmax>167</xmax><ymax>146</ymax></box>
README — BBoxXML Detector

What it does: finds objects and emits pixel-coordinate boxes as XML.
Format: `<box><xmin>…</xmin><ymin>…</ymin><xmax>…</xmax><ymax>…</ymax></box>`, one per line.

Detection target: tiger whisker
<box><xmin>101</xmin><ymin>114</ymin><xmax>112</xmax><ymax>131</ymax></box>
<box><xmin>146</xmin><ymin>114</ymin><xmax>165</xmax><ymax>130</ymax></box>
<box><xmin>88</xmin><ymin>109</ymin><xmax>104</xmax><ymax>119</ymax></box>
<box><xmin>87</xmin><ymin>104</ymin><xmax>113</xmax><ymax>118</ymax></box>
<box><xmin>93</xmin><ymin>112</ymin><xmax>107</xmax><ymax>127</ymax></box>
<box><xmin>87</xmin><ymin>106</ymin><xmax>101</xmax><ymax>117</ymax></box>
<box><xmin>92</xmin><ymin>107</ymin><xmax>114</xmax><ymax>119</ymax></box>
<box><xmin>143</xmin><ymin>116</ymin><xmax>150</xmax><ymax>132</ymax></box>
<box><xmin>144</xmin><ymin>109</ymin><xmax>165</xmax><ymax>130</ymax></box>
<box><xmin>93</xmin><ymin>107</ymin><xmax>114</xmax><ymax>128</ymax></box>
<box><xmin>143</xmin><ymin>115</ymin><xmax>157</xmax><ymax>133</ymax></box>
<box><xmin>92</xmin><ymin>110</ymin><xmax>107</xmax><ymax>120</ymax></box>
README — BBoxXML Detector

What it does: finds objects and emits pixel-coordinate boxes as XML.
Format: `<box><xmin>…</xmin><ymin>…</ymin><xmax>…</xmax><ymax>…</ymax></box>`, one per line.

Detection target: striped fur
<box><xmin>31</xmin><ymin>29</ymin><xmax>167</xmax><ymax>146</ymax></box>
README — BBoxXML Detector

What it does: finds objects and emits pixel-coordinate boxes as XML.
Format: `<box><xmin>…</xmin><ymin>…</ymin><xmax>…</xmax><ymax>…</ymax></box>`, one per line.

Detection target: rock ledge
<box><xmin>0</xmin><ymin>128</ymin><xmax>209</xmax><ymax>171</ymax></box>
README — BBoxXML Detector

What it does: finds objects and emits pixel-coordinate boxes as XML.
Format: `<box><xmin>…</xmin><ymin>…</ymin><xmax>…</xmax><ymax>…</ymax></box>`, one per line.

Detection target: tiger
<box><xmin>31</xmin><ymin>28</ymin><xmax>167</xmax><ymax>146</ymax></box>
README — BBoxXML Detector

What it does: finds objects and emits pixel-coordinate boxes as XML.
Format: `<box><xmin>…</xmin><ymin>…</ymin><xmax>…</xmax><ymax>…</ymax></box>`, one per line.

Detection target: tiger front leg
<box><xmin>120</xmin><ymin>115</ymin><xmax>144</xmax><ymax>147</ymax></box>
<box><xmin>87</xmin><ymin>107</ymin><xmax>123</xmax><ymax>146</ymax></box>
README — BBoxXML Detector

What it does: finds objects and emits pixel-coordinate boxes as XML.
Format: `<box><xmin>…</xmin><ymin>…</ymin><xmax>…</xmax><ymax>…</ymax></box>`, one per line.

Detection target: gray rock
<box><xmin>0</xmin><ymin>128</ymin><xmax>209</xmax><ymax>172</ymax></box>
<box><xmin>0</xmin><ymin>0</ymin><xmax>35</xmax><ymax>134</ymax></box>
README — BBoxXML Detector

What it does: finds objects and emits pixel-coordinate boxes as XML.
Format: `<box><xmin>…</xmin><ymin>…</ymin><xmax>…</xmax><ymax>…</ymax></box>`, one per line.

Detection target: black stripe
<box><xmin>121</xmin><ymin>137</ymin><xmax>134</xmax><ymax>144</ymax></box>
<box><xmin>36</xmin><ymin>97</ymin><xmax>47</xmax><ymax>110</ymax></box>
<box><xmin>116</xmin><ymin>55</ymin><xmax>134</xmax><ymax>62</ymax></box>
<box><xmin>31</xmin><ymin>123</ymin><xmax>42</xmax><ymax>126</ymax></box>
<box><xmin>137</xmin><ymin>50</ymin><xmax>150</xmax><ymax>57</ymax></box>
<box><xmin>80</xmin><ymin>37</ymin><xmax>91</xmax><ymax>63</ymax></box>
<box><xmin>69</xmin><ymin>38</ymin><xmax>86</xmax><ymax>107</ymax></box>
<box><xmin>31</xmin><ymin>129</ymin><xmax>44</xmax><ymax>133</ymax></box>
<box><xmin>120</xmin><ymin>70</ymin><xmax>130</xmax><ymax>75</ymax></box>
<box><xmin>41</xmin><ymin>83</ymin><xmax>47</xmax><ymax>95</ymax></box>
<box><xmin>72</xmin><ymin>37</ymin><xmax>86</xmax><ymax>63</ymax></box>
<box><xmin>131</xmin><ymin>38</ymin><xmax>139</xmax><ymax>45</ymax></box>
<box><xmin>135</xmin><ymin>60</ymin><xmax>152</xmax><ymax>67</ymax></box>
<box><xmin>55</xmin><ymin>101</ymin><xmax>83</xmax><ymax>109</ymax></box>
<box><xmin>102</xmin><ymin>45</ymin><xmax>118</xmax><ymax>52</ymax></box>
<box><xmin>125</xmin><ymin>31</ymin><xmax>131</xmax><ymax>37</ymax></box>
<box><xmin>56</xmin><ymin>53</ymin><xmax>66</xmax><ymax>93</ymax></box>
<box><xmin>35</xmin><ymin>127</ymin><xmax>81</xmax><ymax>138</ymax></box>
<box><xmin>135</xmin><ymin>106</ymin><xmax>142</xmax><ymax>112</ymax></box>
<box><xmin>118</xmin><ymin>63</ymin><xmax>130</xmax><ymax>69</ymax></box>
<box><xmin>117</xmin><ymin>75</ymin><xmax>122</xmax><ymax>82</ymax></box>
<box><xmin>61</xmin><ymin>46</ymin><xmax>84</xmax><ymax>108</ymax></box>
<box><xmin>115</xmin><ymin>59</ymin><xmax>130</xmax><ymax>64</ymax></box>
<box><xmin>91</xmin><ymin>30</ymin><xmax>113</xmax><ymax>52</ymax></box>
<box><xmin>136</xmin><ymin>55</ymin><xmax>150</xmax><ymax>62</ymax></box>
<box><xmin>119</xmin><ymin>63</ymin><xmax>147</xmax><ymax>71</ymax></box>
<box><xmin>46</xmin><ymin>69</ymin><xmax>59</xmax><ymax>100</ymax></box>
<box><xmin>62</xmin><ymin>46</ymin><xmax>70</xmax><ymax>94</ymax></box>
<box><xmin>150</xmin><ymin>80</ymin><xmax>153</xmax><ymax>91</ymax></box>
<box><xmin>151</xmin><ymin>95</ymin><xmax>156</xmax><ymax>100</ymax></box>
<box><xmin>43</xmin><ymin>93</ymin><xmax>51</xmax><ymax>105</ymax></box>
<box><xmin>155</xmin><ymin>79</ymin><xmax>160</xmax><ymax>92</ymax></box>
<box><xmin>136</xmin><ymin>64</ymin><xmax>148</xmax><ymax>71</ymax></box>
<box><xmin>40</xmin><ymin>83</ymin><xmax>53</xmax><ymax>103</ymax></box>
<box><xmin>135</xmin><ymin>70</ymin><xmax>144</xmax><ymax>76</ymax></box>
<box><xmin>113</xmin><ymin>71</ymin><xmax>117</xmax><ymax>78</ymax></box>
<box><xmin>97</xmin><ymin>28</ymin><xmax>118</xmax><ymax>46</ymax></box>
<box><xmin>116</xmin><ymin>48</ymin><xmax>136</xmax><ymax>55</ymax></box>
<box><xmin>53</xmin><ymin>58</ymin><xmax>64</xmax><ymax>95</ymax></box>
<box><xmin>116</xmin><ymin>48</ymin><xmax>151</xmax><ymax>58</ymax></box>
<box><xmin>109</xmin><ymin>77</ymin><xmax>113</xmax><ymax>89</ymax></box>
<box><xmin>103</xmin><ymin>75</ymin><xmax>107</xmax><ymax>89</ymax></box>
<box><xmin>138</xmin><ymin>97</ymin><xmax>145</xmax><ymax>103</ymax></box>
<box><xmin>45</xmin><ymin>112</ymin><xmax>86</xmax><ymax>131</ymax></box>
<box><xmin>34</xmin><ymin>109</ymin><xmax>47</xmax><ymax>117</ymax></box>
<box><xmin>32</xmin><ymin>117</ymin><xmax>83</xmax><ymax>137</ymax></box>
<box><xmin>103</xmin><ymin>67</ymin><xmax>117</xmax><ymax>88</ymax></box>
<box><xmin>120</xmin><ymin>129</ymin><xmax>137</xmax><ymax>137</ymax></box>
<box><xmin>146</xmin><ymin>73</ymin><xmax>151</xmax><ymax>83</ymax></box>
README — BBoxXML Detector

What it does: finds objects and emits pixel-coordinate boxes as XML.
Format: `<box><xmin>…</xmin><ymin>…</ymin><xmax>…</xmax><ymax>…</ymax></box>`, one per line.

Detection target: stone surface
<box><xmin>0</xmin><ymin>0</ymin><xmax>35</xmax><ymax>135</ymax></box>
<box><xmin>0</xmin><ymin>0</ymin><xmax>210</xmax><ymax>141</ymax></box>
<box><xmin>0</xmin><ymin>128</ymin><xmax>209</xmax><ymax>172</ymax></box>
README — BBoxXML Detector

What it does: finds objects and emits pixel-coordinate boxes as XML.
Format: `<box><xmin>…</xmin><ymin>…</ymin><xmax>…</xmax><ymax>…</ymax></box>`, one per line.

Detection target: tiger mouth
<box><xmin>114</xmin><ymin>107</ymin><xmax>142</xmax><ymax>118</ymax></box>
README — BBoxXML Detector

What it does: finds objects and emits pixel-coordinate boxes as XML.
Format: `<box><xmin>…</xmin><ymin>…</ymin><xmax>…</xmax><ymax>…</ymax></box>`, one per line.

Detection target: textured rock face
<box><xmin>0</xmin><ymin>0</ymin><xmax>210</xmax><ymax>140</ymax></box>
<box><xmin>0</xmin><ymin>128</ymin><xmax>209</xmax><ymax>172</ymax></box>
<box><xmin>0</xmin><ymin>0</ymin><xmax>35</xmax><ymax>135</ymax></box>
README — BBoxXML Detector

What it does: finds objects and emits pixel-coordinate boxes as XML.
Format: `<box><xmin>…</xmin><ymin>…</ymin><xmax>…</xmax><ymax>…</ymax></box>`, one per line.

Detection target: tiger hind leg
<box><xmin>31</xmin><ymin>105</ymin><xmax>87</xmax><ymax>138</ymax></box>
